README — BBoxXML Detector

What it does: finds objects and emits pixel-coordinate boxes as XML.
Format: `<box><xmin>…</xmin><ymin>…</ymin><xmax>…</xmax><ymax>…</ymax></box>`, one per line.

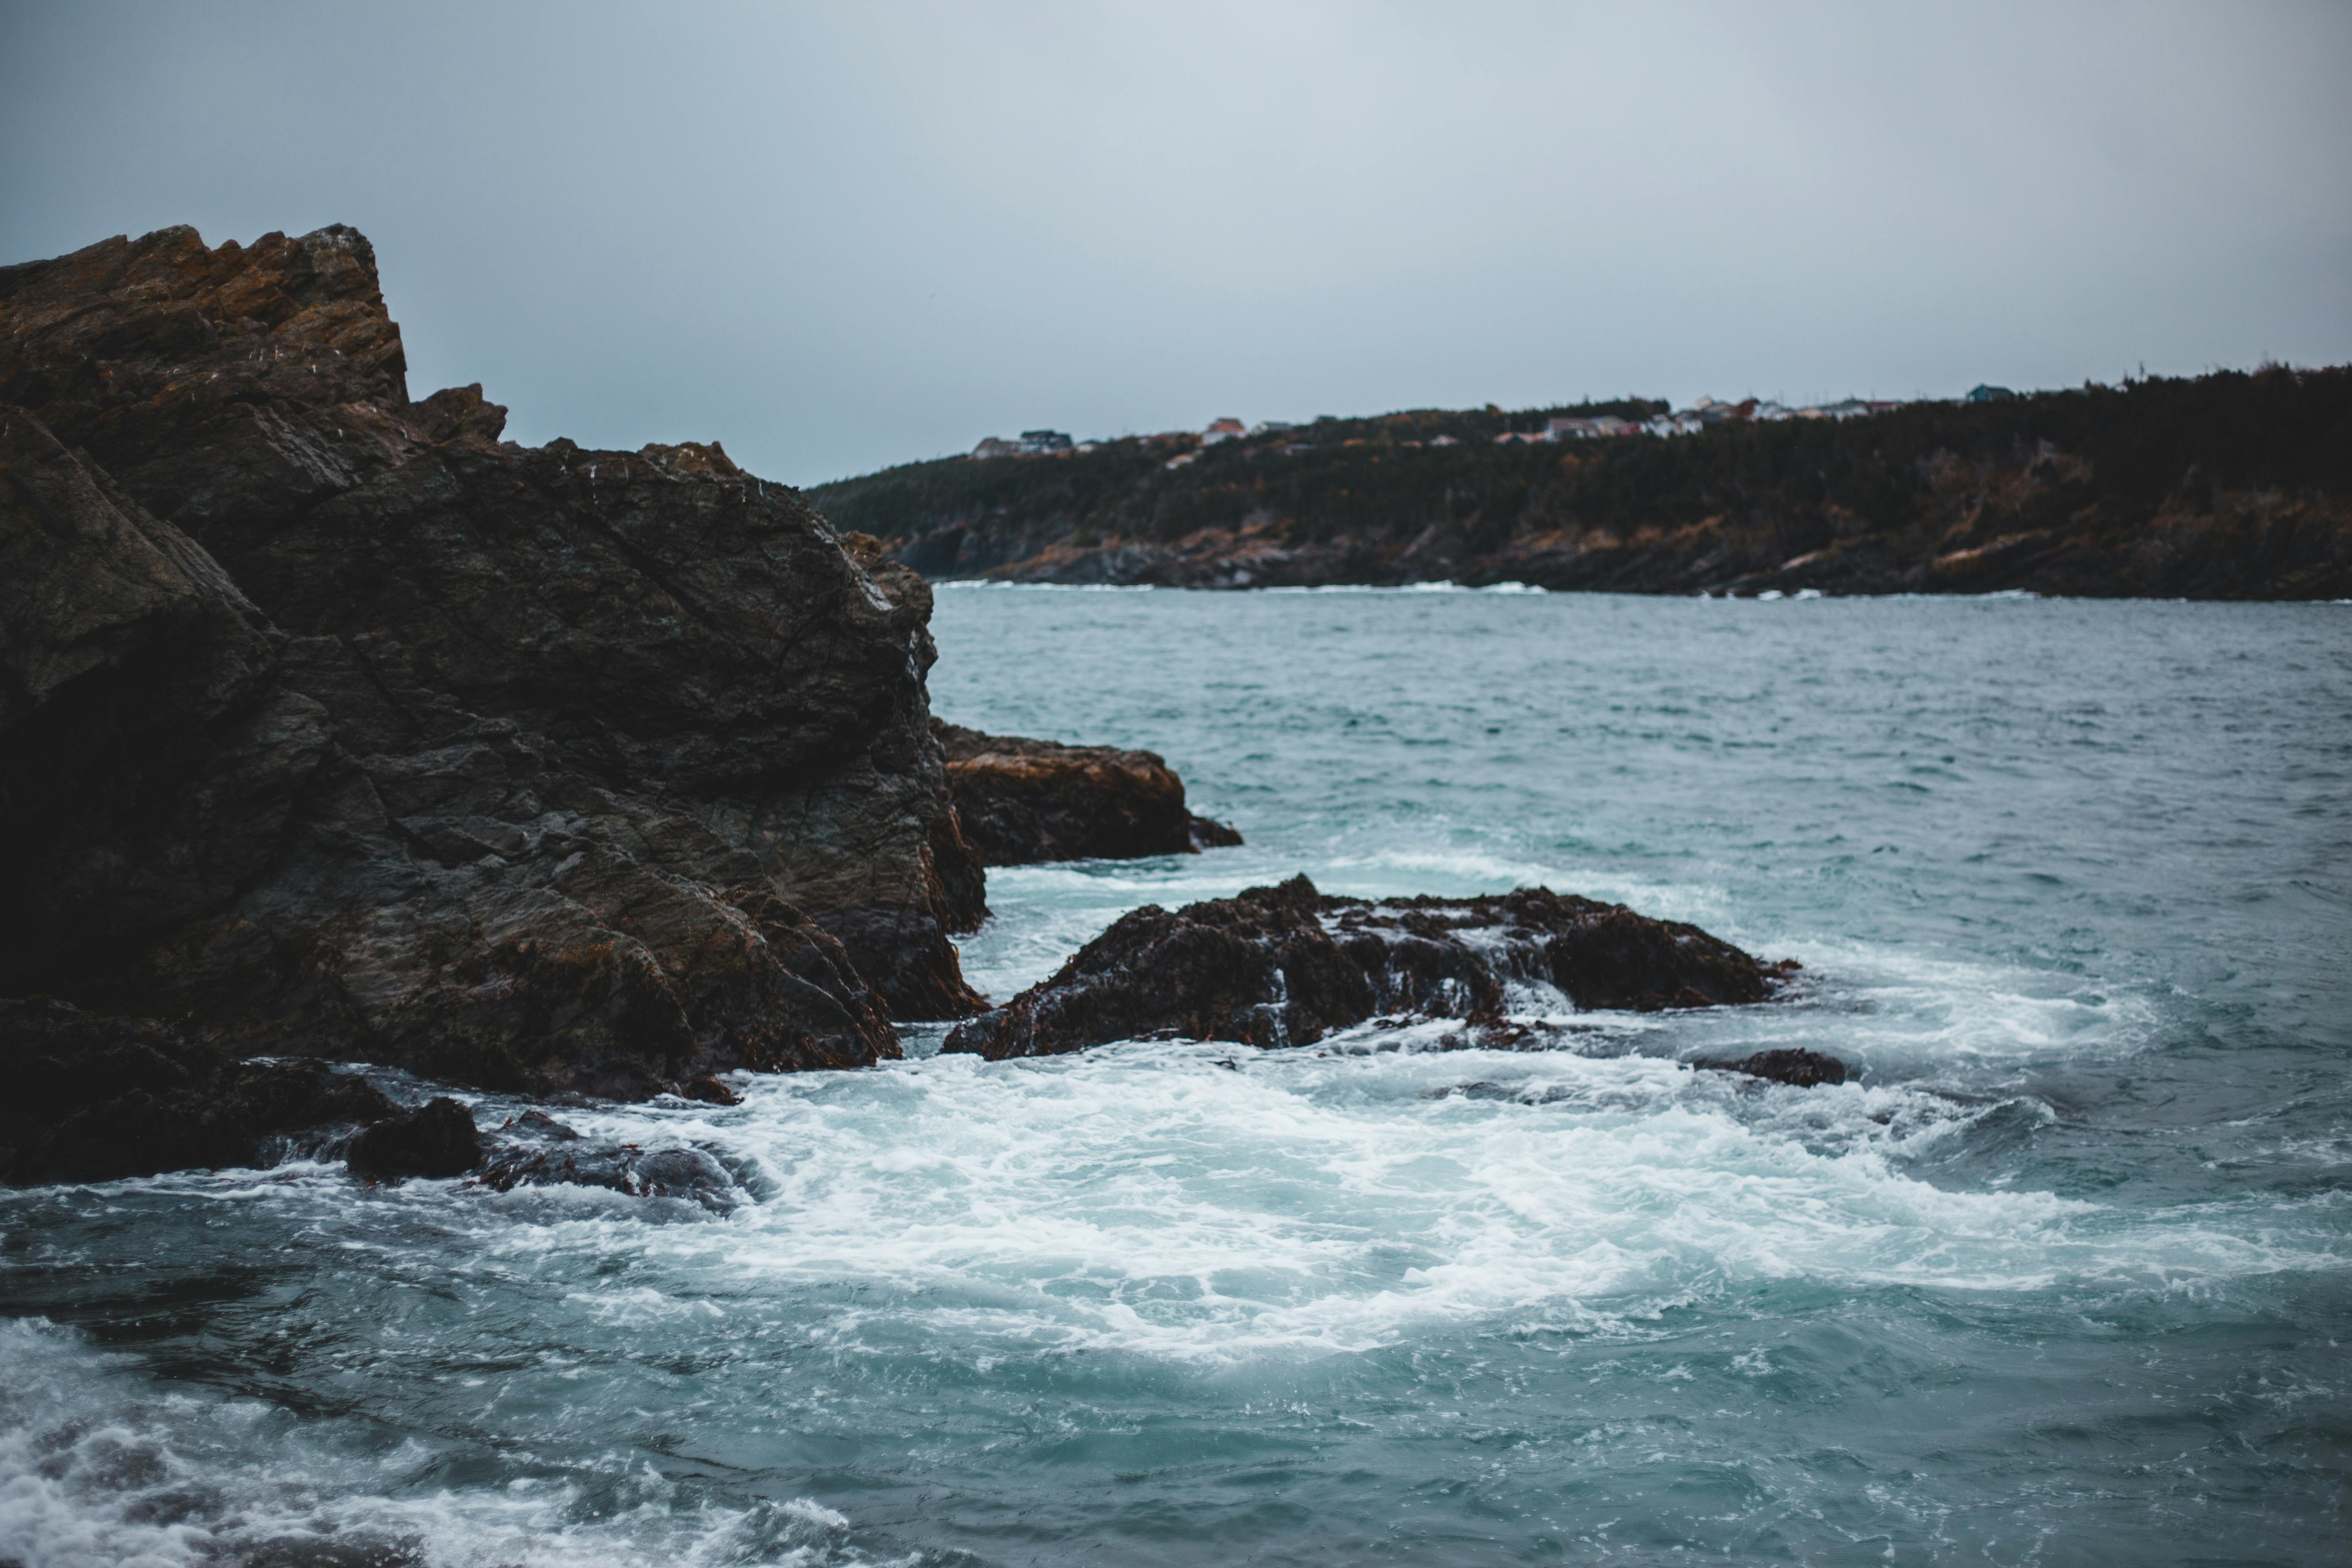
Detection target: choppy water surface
<box><xmin>4</xmin><ymin>588</ymin><xmax>2347</xmax><ymax>1567</ymax></box>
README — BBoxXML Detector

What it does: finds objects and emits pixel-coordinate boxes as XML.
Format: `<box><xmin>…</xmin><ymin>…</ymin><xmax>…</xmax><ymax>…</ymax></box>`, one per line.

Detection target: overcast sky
<box><xmin>3</xmin><ymin>2</ymin><xmax>2347</xmax><ymax>485</ymax></box>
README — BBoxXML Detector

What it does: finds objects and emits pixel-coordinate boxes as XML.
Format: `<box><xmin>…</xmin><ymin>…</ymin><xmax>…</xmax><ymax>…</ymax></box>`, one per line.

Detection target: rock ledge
<box><xmin>935</xmin><ymin>720</ymin><xmax>1240</xmax><ymax>864</ymax></box>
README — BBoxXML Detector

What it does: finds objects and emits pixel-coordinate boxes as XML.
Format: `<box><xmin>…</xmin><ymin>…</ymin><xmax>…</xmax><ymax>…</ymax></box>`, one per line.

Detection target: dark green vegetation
<box><xmin>811</xmin><ymin>370</ymin><xmax>2352</xmax><ymax>597</ymax></box>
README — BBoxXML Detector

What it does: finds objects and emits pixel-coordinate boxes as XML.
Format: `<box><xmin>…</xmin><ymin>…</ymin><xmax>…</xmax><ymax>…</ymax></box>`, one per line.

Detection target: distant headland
<box><xmin>809</xmin><ymin>370</ymin><xmax>2352</xmax><ymax>598</ymax></box>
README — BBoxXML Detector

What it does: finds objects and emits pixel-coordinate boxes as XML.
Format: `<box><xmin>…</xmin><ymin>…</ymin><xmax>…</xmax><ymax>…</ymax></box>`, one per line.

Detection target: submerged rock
<box><xmin>934</xmin><ymin>719</ymin><xmax>1240</xmax><ymax>864</ymax></box>
<box><xmin>477</xmin><ymin>1138</ymin><xmax>740</xmax><ymax>1211</ymax></box>
<box><xmin>0</xmin><ymin>998</ymin><xmax>395</xmax><ymax>1183</ymax></box>
<box><xmin>344</xmin><ymin>1096</ymin><xmax>482</xmax><ymax>1181</ymax></box>
<box><xmin>0</xmin><ymin>222</ymin><xmax>994</xmax><ymax>1104</ymax></box>
<box><xmin>681</xmin><ymin>1073</ymin><xmax>744</xmax><ymax>1106</ymax></box>
<box><xmin>1701</xmin><ymin>1048</ymin><xmax>1851</xmax><ymax>1087</ymax></box>
<box><xmin>943</xmin><ymin>875</ymin><xmax>1791</xmax><ymax>1061</ymax></box>
<box><xmin>1420</xmin><ymin>1045</ymin><xmax>1855</xmax><ymax>1102</ymax></box>
<box><xmin>499</xmin><ymin>1109</ymin><xmax>582</xmax><ymax>1140</ymax></box>
<box><xmin>468</xmin><ymin>1103</ymin><xmax>738</xmax><ymax>1209</ymax></box>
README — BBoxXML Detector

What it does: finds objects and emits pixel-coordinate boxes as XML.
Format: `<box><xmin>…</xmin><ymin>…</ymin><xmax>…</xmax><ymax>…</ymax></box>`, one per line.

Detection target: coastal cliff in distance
<box><xmin>811</xmin><ymin>372</ymin><xmax>2352</xmax><ymax>597</ymax></box>
<box><xmin>0</xmin><ymin>223</ymin><xmax>987</xmax><ymax>1101</ymax></box>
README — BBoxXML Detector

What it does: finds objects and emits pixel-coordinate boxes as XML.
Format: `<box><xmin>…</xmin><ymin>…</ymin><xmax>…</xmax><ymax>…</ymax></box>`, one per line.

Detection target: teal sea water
<box><xmin>3</xmin><ymin>588</ymin><xmax>2347</xmax><ymax>1567</ymax></box>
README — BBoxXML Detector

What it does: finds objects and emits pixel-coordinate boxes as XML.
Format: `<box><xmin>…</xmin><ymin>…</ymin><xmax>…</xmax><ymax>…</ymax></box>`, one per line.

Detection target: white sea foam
<box><xmin>933</xmin><ymin>578</ymin><xmax>1158</xmax><ymax>591</ymax></box>
<box><xmin>0</xmin><ymin>1321</ymin><xmax>873</xmax><ymax>1568</ymax></box>
<box><xmin>354</xmin><ymin>1039</ymin><xmax>2338</xmax><ymax>1376</ymax></box>
<box><xmin>1778</xmin><ymin>936</ymin><xmax>2164</xmax><ymax>1074</ymax></box>
<box><xmin>12</xmin><ymin>587</ymin><xmax>2346</xmax><ymax>1562</ymax></box>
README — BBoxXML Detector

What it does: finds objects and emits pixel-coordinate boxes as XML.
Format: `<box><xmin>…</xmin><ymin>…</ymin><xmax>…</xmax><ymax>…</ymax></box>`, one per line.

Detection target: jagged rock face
<box><xmin>0</xmin><ymin>224</ymin><xmax>420</xmax><ymax>531</ymax></box>
<box><xmin>944</xmin><ymin>875</ymin><xmax>1786</xmax><ymax>1061</ymax></box>
<box><xmin>934</xmin><ymin>719</ymin><xmax>1241</xmax><ymax>865</ymax></box>
<box><xmin>0</xmin><ymin>223</ymin><xmax>986</xmax><ymax>1101</ymax></box>
<box><xmin>0</xmin><ymin>998</ymin><xmax>396</xmax><ymax>1184</ymax></box>
<box><xmin>0</xmin><ymin>413</ymin><xmax>323</xmax><ymax>980</ymax></box>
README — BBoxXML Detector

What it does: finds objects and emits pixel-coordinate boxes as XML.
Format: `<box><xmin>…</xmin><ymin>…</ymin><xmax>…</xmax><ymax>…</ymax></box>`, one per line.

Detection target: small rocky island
<box><xmin>946</xmin><ymin>876</ymin><xmax>1797</xmax><ymax>1059</ymax></box>
<box><xmin>0</xmin><ymin>223</ymin><xmax>1813</xmax><ymax>1189</ymax></box>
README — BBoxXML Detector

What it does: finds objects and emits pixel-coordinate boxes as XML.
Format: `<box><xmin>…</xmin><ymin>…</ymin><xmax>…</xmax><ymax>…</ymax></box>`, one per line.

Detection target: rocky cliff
<box><xmin>811</xmin><ymin>371</ymin><xmax>2352</xmax><ymax>597</ymax></box>
<box><xmin>0</xmin><ymin>224</ymin><xmax>987</xmax><ymax>1102</ymax></box>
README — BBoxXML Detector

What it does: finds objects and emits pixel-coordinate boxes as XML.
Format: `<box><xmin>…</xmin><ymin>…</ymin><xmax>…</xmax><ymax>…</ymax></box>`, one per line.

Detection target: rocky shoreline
<box><xmin>1</xmin><ymin>223</ymin><xmax>1827</xmax><ymax>1194</ymax></box>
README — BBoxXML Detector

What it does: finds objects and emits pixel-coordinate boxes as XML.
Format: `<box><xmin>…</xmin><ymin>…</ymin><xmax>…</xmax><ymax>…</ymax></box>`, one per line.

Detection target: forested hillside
<box><xmin>809</xmin><ymin>370</ymin><xmax>2352</xmax><ymax>597</ymax></box>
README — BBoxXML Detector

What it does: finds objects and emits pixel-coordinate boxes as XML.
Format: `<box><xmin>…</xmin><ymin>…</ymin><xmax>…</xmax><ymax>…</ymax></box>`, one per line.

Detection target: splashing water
<box><xmin>3</xmin><ymin>589</ymin><xmax>2346</xmax><ymax>1565</ymax></box>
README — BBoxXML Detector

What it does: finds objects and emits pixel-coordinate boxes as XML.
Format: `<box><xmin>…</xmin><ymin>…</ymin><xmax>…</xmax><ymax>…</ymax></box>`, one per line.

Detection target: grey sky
<box><xmin>4</xmin><ymin>2</ymin><xmax>2347</xmax><ymax>486</ymax></box>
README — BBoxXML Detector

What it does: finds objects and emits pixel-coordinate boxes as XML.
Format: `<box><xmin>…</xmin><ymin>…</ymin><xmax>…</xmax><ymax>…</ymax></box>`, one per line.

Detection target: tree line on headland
<box><xmin>809</xmin><ymin>368</ymin><xmax>2352</xmax><ymax>597</ymax></box>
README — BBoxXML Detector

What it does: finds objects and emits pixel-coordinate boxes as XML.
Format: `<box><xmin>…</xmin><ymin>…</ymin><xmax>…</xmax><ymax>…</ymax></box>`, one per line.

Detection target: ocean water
<box><xmin>3</xmin><ymin>587</ymin><xmax>2347</xmax><ymax>1568</ymax></box>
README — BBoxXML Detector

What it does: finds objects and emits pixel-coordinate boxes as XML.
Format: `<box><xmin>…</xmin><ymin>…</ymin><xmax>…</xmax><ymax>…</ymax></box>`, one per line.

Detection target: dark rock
<box><xmin>0</xmin><ymin>410</ymin><xmax>321</xmax><ymax>986</ymax></box>
<box><xmin>478</xmin><ymin>1138</ymin><xmax>739</xmax><ymax>1211</ymax></box>
<box><xmin>681</xmin><ymin>1073</ymin><xmax>742</xmax><ymax>1105</ymax></box>
<box><xmin>0</xmin><ymin>997</ymin><xmax>395</xmax><ymax>1183</ymax></box>
<box><xmin>1700</xmin><ymin>1048</ymin><xmax>1851</xmax><ymax>1087</ymax></box>
<box><xmin>345</xmin><ymin>1096</ymin><xmax>481</xmax><ymax>1181</ymax></box>
<box><xmin>1188</xmin><ymin>815</ymin><xmax>1246</xmax><ymax>851</ymax></box>
<box><xmin>499</xmin><ymin>1109</ymin><xmax>581</xmax><ymax>1140</ymax></box>
<box><xmin>1418</xmin><ymin>1080</ymin><xmax>1520</xmax><ymax>1101</ymax></box>
<box><xmin>943</xmin><ymin>875</ymin><xmax>1790</xmax><ymax>1060</ymax></box>
<box><xmin>0</xmin><ymin>222</ymin><xmax>995</xmax><ymax>1105</ymax></box>
<box><xmin>934</xmin><ymin>719</ymin><xmax>1240</xmax><ymax>864</ymax></box>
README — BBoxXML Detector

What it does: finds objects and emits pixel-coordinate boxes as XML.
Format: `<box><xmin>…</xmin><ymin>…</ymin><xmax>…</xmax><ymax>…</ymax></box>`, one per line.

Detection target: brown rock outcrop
<box><xmin>943</xmin><ymin>875</ymin><xmax>1788</xmax><ymax>1061</ymax></box>
<box><xmin>934</xmin><ymin>719</ymin><xmax>1240</xmax><ymax>864</ymax></box>
<box><xmin>0</xmin><ymin>222</ymin><xmax>988</xmax><ymax>1122</ymax></box>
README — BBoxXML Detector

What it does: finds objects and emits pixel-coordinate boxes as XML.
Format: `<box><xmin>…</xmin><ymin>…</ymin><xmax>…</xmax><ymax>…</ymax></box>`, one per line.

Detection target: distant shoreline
<box><xmin>931</xmin><ymin>579</ymin><xmax>2352</xmax><ymax>604</ymax></box>
<box><xmin>813</xmin><ymin>368</ymin><xmax>2352</xmax><ymax>601</ymax></box>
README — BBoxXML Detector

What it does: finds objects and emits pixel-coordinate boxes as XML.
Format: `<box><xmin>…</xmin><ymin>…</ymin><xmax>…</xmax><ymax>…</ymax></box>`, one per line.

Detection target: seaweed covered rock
<box><xmin>944</xmin><ymin>875</ymin><xmax>1790</xmax><ymax>1060</ymax></box>
<box><xmin>0</xmin><ymin>222</ymin><xmax>993</xmax><ymax>1103</ymax></box>
<box><xmin>0</xmin><ymin>998</ymin><xmax>395</xmax><ymax>1184</ymax></box>
<box><xmin>934</xmin><ymin>719</ymin><xmax>1240</xmax><ymax>864</ymax></box>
